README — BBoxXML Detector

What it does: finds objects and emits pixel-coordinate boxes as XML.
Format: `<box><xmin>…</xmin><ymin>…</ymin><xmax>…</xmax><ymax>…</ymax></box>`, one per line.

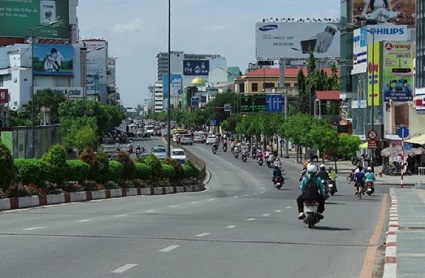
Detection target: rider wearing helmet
<box><xmin>272</xmin><ymin>163</ymin><xmax>283</xmax><ymax>181</ymax></box>
<box><xmin>365</xmin><ymin>166</ymin><xmax>376</xmax><ymax>183</ymax></box>
<box><xmin>297</xmin><ymin>164</ymin><xmax>326</xmax><ymax>220</ymax></box>
<box><xmin>317</xmin><ymin>164</ymin><xmax>331</xmax><ymax>182</ymax></box>
<box><xmin>328</xmin><ymin>166</ymin><xmax>338</xmax><ymax>192</ymax></box>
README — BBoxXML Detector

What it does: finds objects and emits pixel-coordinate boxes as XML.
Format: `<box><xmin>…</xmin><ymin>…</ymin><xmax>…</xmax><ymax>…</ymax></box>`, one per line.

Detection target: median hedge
<box><xmin>0</xmin><ymin>144</ymin><xmax>201</xmax><ymax>198</ymax></box>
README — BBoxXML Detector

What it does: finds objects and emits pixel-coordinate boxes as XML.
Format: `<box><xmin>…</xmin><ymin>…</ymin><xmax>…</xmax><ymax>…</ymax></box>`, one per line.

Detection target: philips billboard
<box><xmin>0</xmin><ymin>0</ymin><xmax>69</xmax><ymax>39</ymax></box>
<box><xmin>255</xmin><ymin>22</ymin><xmax>341</xmax><ymax>60</ymax></box>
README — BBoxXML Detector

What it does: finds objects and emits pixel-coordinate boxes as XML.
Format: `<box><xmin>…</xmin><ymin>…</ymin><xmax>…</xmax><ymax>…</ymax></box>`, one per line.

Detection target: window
<box><xmin>284</xmin><ymin>83</ymin><xmax>291</xmax><ymax>88</ymax></box>
<box><xmin>252</xmin><ymin>83</ymin><xmax>258</xmax><ymax>92</ymax></box>
<box><xmin>264</xmin><ymin>83</ymin><xmax>275</xmax><ymax>88</ymax></box>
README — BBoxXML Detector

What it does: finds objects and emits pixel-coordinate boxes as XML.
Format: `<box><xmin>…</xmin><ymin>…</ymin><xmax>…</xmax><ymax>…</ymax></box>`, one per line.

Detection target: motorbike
<box><xmin>241</xmin><ymin>150</ymin><xmax>248</xmax><ymax>162</ymax></box>
<box><xmin>257</xmin><ymin>153</ymin><xmax>263</xmax><ymax>166</ymax></box>
<box><xmin>356</xmin><ymin>183</ymin><xmax>364</xmax><ymax>200</ymax></box>
<box><xmin>222</xmin><ymin>141</ymin><xmax>227</xmax><ymax>152</ymax></box>
<box><xmin>328</xmin><ymin>179</ymin><xmax>336</xmax><ymax>196</ymax></box>
<box><xmin>233</xmin><ymin>146</ymin><xmax>240</xmax><ymax>158</ymax></box>
<box><xmin>303</xmin><ymin>201</ymin><xmax>321</xmax><ymax>229</ymax></box>
<box><xmin>321</xmin><ymin>179</ymin><xmax>330</xmax><ymax>200</ymax></box>
<box><xmin>212</xmin><ymin>144</ymin><xmax>218</xmax><ymax>154</ymax></box>
<box><xmin>273</xmin><ymin>176</ymin><xmax>284</xmax><ymax>189</ymax></box>
<box><xmin>346</xmin><ymin>170</ymin><xmax>355</xmax><ymax>184</ymax></box>
<box><xmin>366</xmin><ymin>181</ymin><xmax>374</xmax><ymax>195</ymax></box>
<box><xmin>135</xmin><ymin>149</ymin><xmax>141</xmax><ymax>158</ymax></box>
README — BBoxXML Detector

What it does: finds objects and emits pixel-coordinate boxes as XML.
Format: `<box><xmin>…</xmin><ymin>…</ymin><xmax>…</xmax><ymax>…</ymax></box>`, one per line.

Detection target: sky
<box><xmin>77</xmin><ymin>0</ymin><xmax>339</xmax><ymax>108</ymax></box>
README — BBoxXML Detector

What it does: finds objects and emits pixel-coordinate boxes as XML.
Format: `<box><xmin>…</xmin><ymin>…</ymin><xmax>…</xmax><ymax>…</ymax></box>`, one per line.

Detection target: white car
<box><xmin>206</xmin><ymin>134</ymin><xmax>217</xmax><ymax>144</ymax></box>
<box><xmin>180</xmin><ymin>134</ymin><xmax>193</xmax><ymax>145</ymax></box>
<box><xmin>170</xmin><ymin>148</ymin><xmax>186</xmax><ymax>164</ymax></box>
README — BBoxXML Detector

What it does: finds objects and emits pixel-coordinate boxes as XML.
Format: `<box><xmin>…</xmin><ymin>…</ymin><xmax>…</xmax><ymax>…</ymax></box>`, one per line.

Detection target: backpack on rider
<box><xmin>303</xmin><ymin>176</ymin><xmax>319</xmax><ymax>201</ymax></box>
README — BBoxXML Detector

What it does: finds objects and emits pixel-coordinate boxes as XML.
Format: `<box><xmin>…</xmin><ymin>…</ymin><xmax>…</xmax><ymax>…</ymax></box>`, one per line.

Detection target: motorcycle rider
<box><xmin>135</xmin><ymin>145</ymin><xmax>141</xmax><ymax>158</ymax></box>
<box><xmin>365</xmin><ymin>166</ymin><xmax>376</xmax><ymax>185</ymax></box>
<box><xmin>328</xmin><ymin>166</ymin><xmax>338</xmax><ymax>192</ymax></box>
<box><xmin>272</xmin><ymin>163</ymin><xmax>283</xmax><ymax>182</ymax></box>
<box><xmin>212</xmin><ymin>141</ymin><xmax>219</xmax><ymax>152</ymax></box>
<box><xmin>297</xmin><ymin>164</ymin><xmax>326</xmax><ymax>220</ymax></box>
<box><xmin>251</xmin><ymin>145</ymin><xmax>257</xmax><ymax>158</ymax></box>
<box><xmin>354</xmin><ymin>166</ymin><xmax>366</xmax><ymax>195</ymax></box>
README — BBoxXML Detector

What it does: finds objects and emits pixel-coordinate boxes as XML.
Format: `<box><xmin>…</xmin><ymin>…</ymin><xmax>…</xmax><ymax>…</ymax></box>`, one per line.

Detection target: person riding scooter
<box><xmin>272</xmin><ymin>163</ymin><xmax>283</xmax><ymax>182</ymax></box>
<box><xmin>297</xmin><ymin>164</ymin><xmax>326</xmax><ymax>220</ymax></box>
<box><xmin>365</xmin><ymin>166</ymin><xmax>376</xmax><ymax>194</ymax></box>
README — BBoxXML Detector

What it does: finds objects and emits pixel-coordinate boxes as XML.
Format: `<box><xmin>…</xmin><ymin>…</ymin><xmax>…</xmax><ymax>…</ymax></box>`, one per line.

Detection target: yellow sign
<box><xmin>367</xmin><ymin>41</ymin><xmax>380</xmax><ymax>106</ymax></box>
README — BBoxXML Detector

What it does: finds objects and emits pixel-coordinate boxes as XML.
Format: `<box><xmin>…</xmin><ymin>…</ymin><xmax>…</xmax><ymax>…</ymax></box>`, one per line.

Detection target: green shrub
<box><xmin>0</xmin><ymin>141</ymin><xmax>16</xmax><ymax>191</ymax></box>
<box><xmin>14</xmin><ymin>159</ymin><xmax>49</xmax><ymax>185</ymax></box>
<box><xmin>134</xmin><ymin>163</ymin><xmax>151</xmax><ymax>180</ymax></box>
<box><xmin>144</xmin><ymin>154</ymin><xmax>162</xmax><ymax>180</ymax></box>
<box><xmin>115</xmin><ymin>151</ymin><xmax>135</xmax><ymax>180</ymax></box>
<box><xmin>66</xmin><ymin>160</ymin><xmax>89</xmax><ymax>182</ymax></box>
<box><xmin>161</xmin><ymin>164</ymin><xmax>175</xmax><ymax>179</ymax></box>
<box><xmin>184</xmin><ymin>160</ymin><xmax>200</xmax><ymax>177</ymax></box>
<box><xmin>104</xmin><ymin>181</ymin><xmax>119</xmax><ymax>189</ymax></box>
<box><xmin>5</xmin><ymin>183</ymin><xmax>42</xmax><ymax>197</ymax></box>
<box><xmin>78</xmin><ymin>148</ymin><xmax>99</xmax><ymax>180</ymax></box>
<box><xmin>82</xmin><ymin>180</ymin><xmax>104</xmax><ymax>191</ymax></box>
<box><xmin>182</xmin><ymin>164</ymin><xmax>193</xmax><ymax>178</ymax></box>
<box><xmin>42</xmin><ymin>144</ymin><xmax>67</xmax><ymax>185</ymax></box>
<box><xmin>95</xmin><ymin>151</ymin><xmax>109</xmax><ymax>183</ymax></box>
<box><xmin>162</xmin><ymin>158</ymin><xmax>184</xmax><ymax>179</ymax></box>
<box><xmin>108</xmin><ymin>160</ymin><xmax>124</xmax><ymax>182</ymax></box>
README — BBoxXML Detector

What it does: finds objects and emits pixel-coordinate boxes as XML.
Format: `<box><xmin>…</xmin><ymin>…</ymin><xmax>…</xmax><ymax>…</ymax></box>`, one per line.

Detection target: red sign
<box><xmin>368</xmin><ymin>139</ymin><xmax>377</xmax><ymax>149</ymax></box>
<box><xmin>0</xmin><ymin>88</ymin><xmax>9</xmax><ymax>103</ymax></box>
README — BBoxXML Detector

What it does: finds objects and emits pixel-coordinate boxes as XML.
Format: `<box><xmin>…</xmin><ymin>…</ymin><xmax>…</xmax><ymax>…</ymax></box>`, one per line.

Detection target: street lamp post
<box><xmin>166</xmin><ymin>0</ymin><xmax>172</xmax><ymax>158</ymax></box>
<box><xmin>365</xmin><ymin>28</ymin><xmax>376</xmax><ymax>172</ymax></box>
<box><xmin>29</xmin><ymin>21</ymin><xmax>59</xmax><ymax>158</ymax></box>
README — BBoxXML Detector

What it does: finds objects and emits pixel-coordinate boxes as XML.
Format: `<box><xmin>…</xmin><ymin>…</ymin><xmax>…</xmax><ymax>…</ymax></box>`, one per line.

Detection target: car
<box><xmin>170</xmin><ymin>148</ymin><xmax>187</xmax><ymax>164</ymax></box>
<box><xmin>193</xmin><ymin>133</ymin><xmax>205</xmax><ymax>143</ymax></box>
<box><xmin>180</xmin><ymin>134</ymin><xmax>193</xmax><ymax>145</ymax></box>
<box><xmin>206</xmin><ymin>134</ymin><xmax>217</xmax><ymax>144</ymax></box>
<box><xmin>151</xmin><ymin>146</ymin><xmax>167</xmax><ymax>159</ymax></box>
<box><xmin>145</xmin><ymin>125</ymin><xmax>154</xmax><ymax>135</ymax></box>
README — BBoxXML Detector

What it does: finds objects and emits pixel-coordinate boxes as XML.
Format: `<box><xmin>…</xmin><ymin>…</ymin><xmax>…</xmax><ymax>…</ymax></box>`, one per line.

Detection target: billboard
<box><xmin>240</xmin><ymin>94</ymin><xmax>266</xmax><ymax>113</ymax></box>
<box><xmin>183</xmin><ymin>60</ymin><xmax>209</xmax><ymax>76</ymax></box>
<box><xmin>383</xmin><ymin>41</ymin><xmax>414</xmax><ymax>102</ymax></box>
<box><xmin>33</xmin><ymin>44</ymin><xmax>73</xmax><ymax>75</ymax></box>
<box><xmin>255</xmin><ymin>22</ymin><xmax>341</xmax><ymax>60</ymax></box>
<box><xmin>352</xmin><ymin>0</ymin><xmax>416</xmax><ymax>27</ymax></box>
<box><xmin>84</xmin><ymin>40</ymin><xmax>108</xmax><ymax>84</ymax></box>
<box><xmin>367</xmin><ymin>41</ymin><xmax>381</xmax><ymax>106</ymax></box>
<box><xmin>0</xmin><ymin>88</ymin><xmax>8</xmax><ymax>103</ymax></box>
<box><xmin>35</xmin><ymin>87</ymin><xmax>83</xmax><ymax>98</ymax></box>
<box><xmin>0</xmin><ymin>0</ymin><xmax>69</xmax><ymax>39</ymax></box>
<box><xmin>162</xmin><ymin>73</ymin><xmax>182</xmax><ymax>97</ymax></box>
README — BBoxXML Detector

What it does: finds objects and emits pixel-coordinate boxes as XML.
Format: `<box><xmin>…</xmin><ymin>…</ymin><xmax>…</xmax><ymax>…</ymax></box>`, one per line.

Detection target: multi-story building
<box><xmin>148</xmin><ymin>81</ymin><xmax>163</xmax><ymax>113</ymax></box>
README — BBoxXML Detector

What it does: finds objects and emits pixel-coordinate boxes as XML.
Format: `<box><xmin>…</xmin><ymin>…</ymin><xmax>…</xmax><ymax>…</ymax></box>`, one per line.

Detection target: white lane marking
<box><xmin>246</xmin><ymin>218</ymin><xmax>256</xmax><ymax>221</ymax></box>
<box><xmin>168</xmin><ymin>205</ymin><xmax>179</xmax><ymax>208</ymax></box>
<box><xmin>145</xmin><ymin>210</ymin><xmax>155</xmax><ymax>213</ymax></box>
<box><xmin>76</xmin><ymin>219</ymin><xmax>91</xmax><ymax>223</ymax></box>
<box><xmin>233</xmin><ymin>196</ymin><xmax>239</xmax><ymax>198</ymax></box>
<box><xmin>207</xmin><ymin>198</ymin><xmax>215</xmax><ymax>202</ymax></box>
<box><xmin>225</xmin><ymin>225</ymin><xmax>236</xmax><ymax>229</ymax></box>
<box><xmin>114</xmin><ymin>214</ymin><xmax>127</xmax><ymax>217</ymax></box>
<box><xmin>23</xmin><ymin>227</ymin><xmax>44</xmax><ymax>231</ymax></box>
<box><xmin>159</xmin><ymin>245</ymin><xmax>180</xmax><ymax>252</ymax></box>
<box><xmin>111</xmin><ymin>264</ymin><xmax>138</xmax><ymax>273</ymax></box>
<box><xmin>286</xmin><ymin>206</ymin><xmax>292</xmax><ymax>209</ymax></box>
<box><xmin>191</xmin><ymin>201</ymin><xmax>199</xmax><ymax>204</ymax></box>
<box><xmin>262</xmin><ymin>214</ymin><xmax>270</xmax><ymax>217</ymax></box>
<box><xmin>195</xmin><ymin>233</ymin><xmax>211</xmax><ymax>237</ymax></box>
<box><xmin>275</xmin><ymin>210</ymin><xmax>282</xmax><ymax>213</ymax></box>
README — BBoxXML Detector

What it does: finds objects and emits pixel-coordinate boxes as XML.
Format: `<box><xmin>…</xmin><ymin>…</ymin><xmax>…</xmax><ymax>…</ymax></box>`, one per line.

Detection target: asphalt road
<box><xmin>0</xmin><ymin>138</ymin><xmax>387</xmax><ymax>278</ymax></box>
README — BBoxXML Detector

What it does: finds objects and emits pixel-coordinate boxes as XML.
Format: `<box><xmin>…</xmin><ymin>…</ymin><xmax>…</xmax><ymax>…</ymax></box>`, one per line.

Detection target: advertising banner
<box><xmin>0</xmin><ymin>88</ymin><xmax>8</xmax><ymax>103</ymax></box>
<box><xmin>35</xmin><ymin>87</ymin><xmax>83</xmax><ymax>98</ymax></box>
<box><xmin>162</xmin><ymin>73</ymin><xmax>182</xmax><ymax>97</ymax></box>
<box><xmin>352</xmin><ymin>0</ymin><xmax>416</xmax><ymax>27</ymax></box>
<box><xmin>0</xmin><ymin>0</ymin><xmax>69</xmax><ymax>39</ymax></box>
<box><xmin>84</xmin><ymin>40</ymin><xmax>108</xmax><ymax>84</ymax></box>
<box><xmin>33</xmin><ymin>44</ymin><xmax>73</xmax><ymax>75</ymax></box>
<box><xmin>383</xmin><ymin>41</ymin><xmax>414</xmax><ymax>102</ymax></box>
<box><xmin>367</xmin><ymin>41</ymin><xmax>380</xmax><ymax>106</ymax></box>
<box><xmin>255</xmin><ymin>22</ymin><xmax>340</xmax><ymax>60</ymax></box>
<box><xmin>183</xmin><ymin>60</ymin><xmax>209</xmax><ymax>76</ymax></box>
<box><xmin>352</xmin><ymin>27</ymin><xmax>368</xmax><ymax>73</ymax></box>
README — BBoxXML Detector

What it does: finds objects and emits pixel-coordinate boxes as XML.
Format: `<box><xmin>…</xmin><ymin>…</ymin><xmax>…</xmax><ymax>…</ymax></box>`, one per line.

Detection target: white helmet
<box><xmin>307</xmin><ymin>164</ymin><xmax>318</xmax><ymax>173</ymax></box>
<box><xmin>367</xmin><ymin>167</ymin><xmax>372</xmax><ymax>171</ymax></box>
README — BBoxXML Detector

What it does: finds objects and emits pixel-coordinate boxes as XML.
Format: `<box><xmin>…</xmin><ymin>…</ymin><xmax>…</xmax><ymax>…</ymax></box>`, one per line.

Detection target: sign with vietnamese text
<box><xmin>240</xmin><ymin>94</ymin><xmax>266</xmax><ymax>113</ymax></box>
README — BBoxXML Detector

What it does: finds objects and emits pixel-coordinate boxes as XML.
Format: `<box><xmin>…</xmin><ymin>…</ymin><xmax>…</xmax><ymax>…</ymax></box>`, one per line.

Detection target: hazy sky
<box><xmin>77</xmin><ymin>0</ymin><xmax>339</xmax><ymax>107</ymax></box>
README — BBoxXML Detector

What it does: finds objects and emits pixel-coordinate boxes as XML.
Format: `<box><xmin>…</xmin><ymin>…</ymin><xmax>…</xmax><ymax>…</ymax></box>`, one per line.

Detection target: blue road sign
<box><xmin>266</xmin><ymin>94</ymin><xmax>283</xmax><ymax>113</ymax></box>
<box><xmin>398</xmin><ymin>127</ymin><xmax>409</xmax><ymax>139</ymax></box>
<box><xmin>210</xmin><ymin>119</ymin><xmax>217</xmax><ymax>126</ymax></box>
<box><xmin>191</xmin><ymin>97</ymin><xmax>199</xmax><ymax>107</ymax></box>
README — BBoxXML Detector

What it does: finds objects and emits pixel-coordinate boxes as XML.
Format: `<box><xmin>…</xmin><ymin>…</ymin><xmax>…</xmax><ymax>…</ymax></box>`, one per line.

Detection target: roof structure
<box><xmin>244</xmin><ymin>67</ymin><xmax>338</xmax><ymax>77</ymax></box>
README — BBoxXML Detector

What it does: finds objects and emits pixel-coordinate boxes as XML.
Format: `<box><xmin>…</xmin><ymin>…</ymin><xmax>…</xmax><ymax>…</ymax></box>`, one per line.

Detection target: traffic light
<box><xmin>214</xmin><ymin>105</ymin><xmax>218</xmax><ymax>110</ymax></box>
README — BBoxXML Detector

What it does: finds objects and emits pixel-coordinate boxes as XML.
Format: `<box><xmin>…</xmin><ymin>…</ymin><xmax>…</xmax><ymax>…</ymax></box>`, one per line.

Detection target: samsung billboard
<box><xmin>255</xmin><ymin>22</ymin><xmax>341</xmax><ymax>60</ymax></box>
<box><xmin>0</xmin><ymin>0</ymin><xmax>69</xmax><ymax>39</ymax></box>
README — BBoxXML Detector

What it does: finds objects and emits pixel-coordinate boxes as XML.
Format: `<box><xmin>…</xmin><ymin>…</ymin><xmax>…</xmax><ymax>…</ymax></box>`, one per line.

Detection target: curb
<box><xmin>0</xmin><ymin>184</ymin><xmax>206</xmax><ymax>212</ymax></box>
<box><xmin>383</xmin><ymin>188</ymin><xmax>398</xmax><ymax>278</ymax></box>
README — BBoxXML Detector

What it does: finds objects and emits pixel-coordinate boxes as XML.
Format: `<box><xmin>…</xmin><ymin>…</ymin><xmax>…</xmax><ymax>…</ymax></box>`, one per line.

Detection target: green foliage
<box><xmin>162</xmin><ymin>157</ymin><xmax>184</xmax><ymax>179</ymax></box>
<box><xmin>306</xmin><ymin>119</ymin><xmax>338</xmax><ymax>160</ymax></box>
<box><xmin>42</xmin><ymin>144</ymin><xmax>68</xmax><ymax>185</ymax></box>
<box><xmin>221</xmin><ymin>113</ymin><xmax>243</xmax><ymax>132</ymax></box>
<box><xmin>182</xmin><ymin>165</ymin><xmax>194</xmax><ymax>178</ymax></box>
<box><xmin>95</xmin><ymin>151</ymin><xmax>110</xmax><ymax>183</ymax></box>
<box><xmin>66</xmin><ymin>160</ymin><xmax>89</xmax><ymax>182</ymax></box>
<box><xmin>161</xmin><ymin>164</ymin><xmax>176</xmax><ymax>179</ymax></box>
<box><xmin>337</xmin><ymin>134</ymin><xmax>361</xmax><ymax>157</ymax></box>
<box><xmin>115</xmin><ymin>151</ymin><xmax>135</xmax><ymax>180</ymax></box>
<box><xmin>184</xmin><ymin>160</ymin><xmax>199</xmax><ymax>178</ymax></box>
<box><xmin>78</xmin><ymin>147</ymin><xmax>99</xmax><ymax>180</ymax></box>
<box><xmin>0</xmin><ymin>141</ymin><xmax>16</xmax><ymax>191</ymax></box>
<box><xmin>108</xmin><ymin>160</ymin><xmax>124</xmax><ymax>182</ymax></box>
<box><xmin>134</xmin><ymin>163</ymin><xmax>151</xmax><ymax>180</ymax></box>
<box><xmin>14</xmin><ymin>159</ymin><xmax>49</xmax><ymax>185</ymax></box>
<box><xmin>144</xmin><ymin>154</ymin><xmax>162</xmax><ymax>180</ymax></box>
<box><xmin>277</xmin><ymin>113</ymin><xmax>310</xmax><ymax>145</ymax></box>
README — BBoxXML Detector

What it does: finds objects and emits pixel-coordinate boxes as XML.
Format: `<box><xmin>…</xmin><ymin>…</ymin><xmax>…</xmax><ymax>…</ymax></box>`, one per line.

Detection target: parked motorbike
<box><xmin>273</xmin><ymin>176</ymin><xmax>284</xmax><ymax>189</ymax></box>
<box><xmin>303</xmin><ymin>201</ymin><xmax>321</xmax><ymax>229</ymax></box>
<box><xmin>366</xmin><ymin>181</ymin><xmax>374</xmax><ymax>195</ymax></box>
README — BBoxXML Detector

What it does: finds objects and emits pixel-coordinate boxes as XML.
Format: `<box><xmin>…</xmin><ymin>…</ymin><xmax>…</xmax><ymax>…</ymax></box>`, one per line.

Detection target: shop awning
<box><xmin>359</xmin><ymin>142</ymin><xmax>368</xmax><ymax>149</ymax></box>
<box><xmin>405</xmin><ymin>134</ymin><xmax>425</xmax><ymax>145</ymax></box>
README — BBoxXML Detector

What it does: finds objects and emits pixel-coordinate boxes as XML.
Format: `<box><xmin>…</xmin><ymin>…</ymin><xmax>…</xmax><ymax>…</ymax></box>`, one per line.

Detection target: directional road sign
<box><xmin>397</xmin><ymin>127</ymin><xmax>409</xmax><ymax>139</ymax></box>
<box><xmin>240</xmin><ymin>94</ymin><xmax>266</xmax><ymax>113</ymax></box>
<box><xmin>265</xmin><ymin>94</ymin><xmax>283</xmax><ymax>113</ymax></box>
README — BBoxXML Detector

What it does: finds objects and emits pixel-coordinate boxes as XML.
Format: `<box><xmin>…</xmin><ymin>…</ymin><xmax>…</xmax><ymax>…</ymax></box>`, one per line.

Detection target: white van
<box><xmin>145</xmin><ymin>125</ymin><xmax>154</xmax><ymax>135</ymax></box>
